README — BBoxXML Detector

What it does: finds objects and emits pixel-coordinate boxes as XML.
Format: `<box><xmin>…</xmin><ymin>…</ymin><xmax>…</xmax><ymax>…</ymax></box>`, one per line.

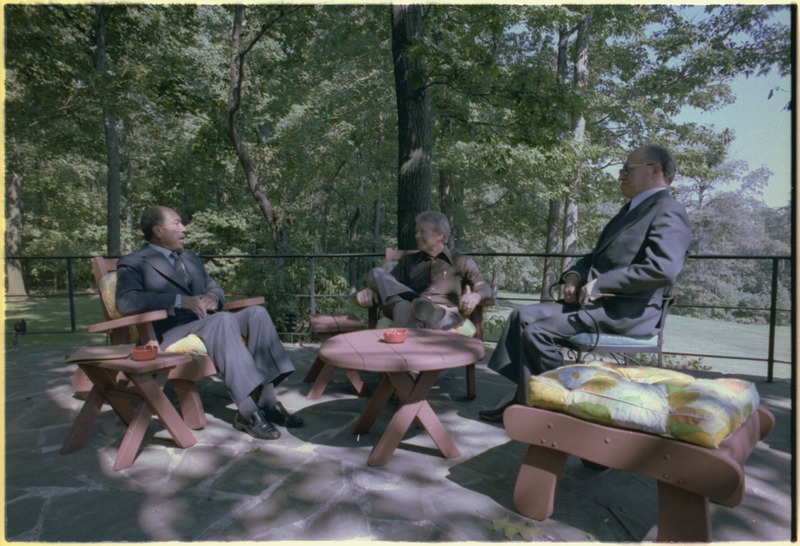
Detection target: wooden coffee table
<box><xmin>319</xmin><ymin>328</ymin><xmax>484</xmax><ymax>466</ymax></box>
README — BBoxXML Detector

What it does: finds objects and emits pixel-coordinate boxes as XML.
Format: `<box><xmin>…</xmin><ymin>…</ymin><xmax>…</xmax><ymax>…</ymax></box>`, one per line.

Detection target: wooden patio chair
<box><xmin>363</xmin><ymin>247</ymin><xmax>496</xmax><ymax>400</ymax></box>
<box><xmin>70</xmin><ymin>256</ymin><xmax>265</xmax><ymax>429</ymax></box>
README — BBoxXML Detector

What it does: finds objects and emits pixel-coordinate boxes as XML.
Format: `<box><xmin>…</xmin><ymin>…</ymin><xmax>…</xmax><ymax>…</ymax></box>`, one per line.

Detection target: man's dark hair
<box><xmin>643</xmin><ymin>144</ymin><xmax>677</xmax><ymax>184</ymax></box>
<box><xmin>140</xmin><ymin>206</ymin><xmax>166</xmax><ymax>241</ymax></box>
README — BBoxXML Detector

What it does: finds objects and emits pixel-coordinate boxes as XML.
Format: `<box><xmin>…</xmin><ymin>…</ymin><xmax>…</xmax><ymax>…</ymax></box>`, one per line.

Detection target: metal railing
<box><xmin>4</xmin><ymin>252</ymin><xmax>792</xmax><ymax>381</ymax></box>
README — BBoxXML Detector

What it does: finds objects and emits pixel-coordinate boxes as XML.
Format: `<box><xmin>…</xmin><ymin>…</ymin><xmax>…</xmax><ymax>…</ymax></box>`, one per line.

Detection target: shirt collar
<box><xmin>146</xmin><ymin>242</ymin><xmax>174</xmax><ymax>260</ymax></box>
<box><xmin>419</xmin><ymin>245</ymin><xmax>453</xmax><ymax>264</ymax></box>
<box><xmin>630</xmin><ymin>187</ymin><xmax>667</xmax><ymax>211</ymax></box>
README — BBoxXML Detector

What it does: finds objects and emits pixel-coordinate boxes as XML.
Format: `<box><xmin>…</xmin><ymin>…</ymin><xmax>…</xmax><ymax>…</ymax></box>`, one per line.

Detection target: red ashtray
<box><xmin>383</xmin><ymin>328</ymin><xmax>408</xmax><ymax>344</ymax></box>
<box><xmin>130</xmin><ymin>345</ymin><xmax>158</xmax><ymax>361</ymax></box>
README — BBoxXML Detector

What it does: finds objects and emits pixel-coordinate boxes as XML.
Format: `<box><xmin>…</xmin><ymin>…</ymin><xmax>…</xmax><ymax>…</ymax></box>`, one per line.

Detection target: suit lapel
<box><xmin>140</xmin><ymin>245</ymin><xmax>191</xmax><ymax>292</ymax></box>
<box><xmin>594</xmin><ymin>191</ymin><xmax>667</xmax><ymax>255</ymax></box>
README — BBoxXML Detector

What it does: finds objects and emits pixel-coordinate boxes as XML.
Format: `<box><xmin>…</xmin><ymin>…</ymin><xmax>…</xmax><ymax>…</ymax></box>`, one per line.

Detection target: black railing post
<box><xmin>767</xmin><ymin>258</ymin><xmax>779</xmax><ymax>383</ymax></box>
<box><xmin>67</xmin><ymin>257</ymin><xmax>77</xmax><ymax>332</ymax></box>
<box><xmin>309</xmin><ymin>257</ymin><xmax>316</xmax><ymax>315</ymax></box>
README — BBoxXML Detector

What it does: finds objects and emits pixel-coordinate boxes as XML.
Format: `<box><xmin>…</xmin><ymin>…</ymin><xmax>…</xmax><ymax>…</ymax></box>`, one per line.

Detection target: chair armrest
<box><xmin>87</xmin><ymin>310</ymin><xmax>168</xmax><ymax>334</ymax></box>
<box><xmin>222</xmin><ymin>296</ymin><xmax>265</xmax><ymax>312</ymax></box>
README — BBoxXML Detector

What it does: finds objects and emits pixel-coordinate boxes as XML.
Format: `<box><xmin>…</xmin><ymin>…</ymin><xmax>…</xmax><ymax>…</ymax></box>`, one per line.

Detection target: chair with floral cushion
<box><xmin>503</xmin><ymin>361</ymin><xmax>775</xmax><ymax>542</ymax></box>
<box><xmin>358</xmin><ymin>247</ymin><xmax>495</xmax><ymax>400</ymax></box>
<box><xmin>70</xmin><ymin>256</ymin><xmax>265</xmax><ymax>429</ymax></box>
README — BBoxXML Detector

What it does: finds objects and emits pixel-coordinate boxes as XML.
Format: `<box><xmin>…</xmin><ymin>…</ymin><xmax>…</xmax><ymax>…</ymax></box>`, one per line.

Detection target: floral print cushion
<box><xmin>526</xmin><ymin>361</ymin><xmax>759</xmax><ymax>448</ymax></box>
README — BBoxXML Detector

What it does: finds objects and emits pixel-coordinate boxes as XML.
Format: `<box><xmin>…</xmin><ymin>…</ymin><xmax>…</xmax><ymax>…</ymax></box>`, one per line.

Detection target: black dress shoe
<box><xmin>263</xmin><ymin>401</ymin><xmax>305</xmax><ymax>428</ymax></box>
<box><xmin>478</xmin><ymin>400</ymin><xmax>517</xmax><ymax>423</ymax></box>
<box><xmin>234</xmin><ymin>410</ymin><xmax>281</xmax><ymax>440</ymax></box>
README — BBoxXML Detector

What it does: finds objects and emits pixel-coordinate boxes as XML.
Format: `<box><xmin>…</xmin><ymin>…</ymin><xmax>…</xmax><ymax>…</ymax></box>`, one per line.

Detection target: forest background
<box><xmin>4</xmin><ymin>4</ymin><xmax>793</xmax><ymax>329</ymax></box>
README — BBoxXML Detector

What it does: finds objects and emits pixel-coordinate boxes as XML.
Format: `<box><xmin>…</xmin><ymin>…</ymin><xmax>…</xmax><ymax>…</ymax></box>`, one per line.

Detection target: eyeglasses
<box><xmin>619</xmin><ymin>163</ymin><xmax>655</xmax><ymax>176</ymax></box>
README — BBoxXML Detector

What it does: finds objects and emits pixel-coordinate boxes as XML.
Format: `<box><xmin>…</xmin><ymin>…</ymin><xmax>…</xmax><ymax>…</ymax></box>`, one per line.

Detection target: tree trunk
<box><xmin>224</xmin><ymin>6</ymin><xmax>285</xmax><ymax>249</ymax></box>
<box><xmin>391</xmin><ymin>4</ymin><xmax>432</xmax><ymax>249</ymax></box>
<box><xmin>5</xmin><ymin>155</ymin><xmax>26</xmax><ymax>297</ymax></box>
<box><xmin>93</xmin><ymin>6</ymin><xmax>121</xmax><ymax>257</ymax></box>
<box><xmin>439</xmin><ymin>168</ymin><xmax>464</xmax><ymax>249</ymax></box>
<box><xmin>562</xmin><ymin>12</ymin><xmax>592</xmax><ymax>269</ymax></box>
<box><xmin>540</xmin><ymin>24</ymin><xmax>572</xmax><ymax>299</ymax></box>
<box><xmin>540</xmin><ymin>200</ymin><xmax>562</xmax><ymax>300</ymax></box>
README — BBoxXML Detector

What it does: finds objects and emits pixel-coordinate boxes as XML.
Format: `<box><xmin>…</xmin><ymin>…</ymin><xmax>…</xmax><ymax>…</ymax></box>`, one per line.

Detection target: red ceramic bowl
<box><xmin>383</xmin><ymin>328</ymin><xmax>408</xmax><ymax>344</ymax></box>
<box><xmin>130</xmin><ymin>345</ymin><xmax>158</xmax><ymax>361</ymax></box>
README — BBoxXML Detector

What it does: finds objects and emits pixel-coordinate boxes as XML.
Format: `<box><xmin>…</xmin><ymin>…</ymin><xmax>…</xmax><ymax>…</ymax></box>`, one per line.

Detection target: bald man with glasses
<box><xmin>480</xmin><ymin>144</ymin><xmax>691</xmax><ymax>422</ymax></box>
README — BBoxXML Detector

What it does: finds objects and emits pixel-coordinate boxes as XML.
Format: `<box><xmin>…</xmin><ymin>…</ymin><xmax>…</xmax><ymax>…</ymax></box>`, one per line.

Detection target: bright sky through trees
<box><xmin>675</xmin><ymin>68</ymin><xmax>792</xmax><ymax>208</ymax></box>
<box><xmin>674</xmin><ymin>6</ymin><xmax>792</xmax><ymax>209</ymax></box>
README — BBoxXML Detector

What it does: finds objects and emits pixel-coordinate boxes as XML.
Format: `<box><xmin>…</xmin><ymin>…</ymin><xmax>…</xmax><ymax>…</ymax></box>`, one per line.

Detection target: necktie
<box><xmin>603</xmin><ymin>202</ymin><xmax>631</xmax><ymax>238</ymax></box>
<box><xmin>170</xmin><ymin>251</ymin><xmax>192</xmax><ymax>288</ymax></box>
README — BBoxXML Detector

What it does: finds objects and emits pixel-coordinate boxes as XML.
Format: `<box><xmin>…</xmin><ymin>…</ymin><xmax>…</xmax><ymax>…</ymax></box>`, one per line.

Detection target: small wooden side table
<box><xmin>61</xmin><ymin>348</ymin><xmax>197</xmax><ymax>471</ymax></box>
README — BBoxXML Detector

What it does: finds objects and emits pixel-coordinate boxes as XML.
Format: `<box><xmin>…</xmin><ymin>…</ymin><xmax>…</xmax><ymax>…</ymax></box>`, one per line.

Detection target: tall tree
<box><xmin>93</xmin><ymin>6</ymin><xmax>122</xmax><ymax>256</ymax></box>
<box><xmin>391</xmin><ymin>4</ymin><xmax>432</xmax><ymax>249</ymax></box>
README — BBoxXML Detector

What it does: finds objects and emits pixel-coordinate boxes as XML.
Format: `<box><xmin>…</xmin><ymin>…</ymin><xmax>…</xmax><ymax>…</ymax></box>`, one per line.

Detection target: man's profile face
<box><xmin>619</xmin><ymin>148</ymin><xmax>656</xmax><ymax>200</ymax></box>
<box><xmin>415</xmin><ymin>221</ymin><xmax>444</xmax><ymax>255</ymax></box>
<box><xmin>153</xmin><ymin>208</ymin><xmax>186</xmax><ymax>251</ymax></box>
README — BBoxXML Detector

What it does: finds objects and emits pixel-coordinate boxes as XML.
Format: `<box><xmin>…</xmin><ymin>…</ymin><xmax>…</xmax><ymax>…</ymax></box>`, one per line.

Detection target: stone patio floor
<box><xmin>4</xmin><ymin>342</ymin><xmax>794</xmax><ymax>543</ymax></box>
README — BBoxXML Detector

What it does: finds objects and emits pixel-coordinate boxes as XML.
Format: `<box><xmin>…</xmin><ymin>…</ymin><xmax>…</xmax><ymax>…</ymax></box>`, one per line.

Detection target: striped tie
<box><xmin>170</xmin><ymin>251</ymin><xmax>192</xmax><ymax>288</ymax></box>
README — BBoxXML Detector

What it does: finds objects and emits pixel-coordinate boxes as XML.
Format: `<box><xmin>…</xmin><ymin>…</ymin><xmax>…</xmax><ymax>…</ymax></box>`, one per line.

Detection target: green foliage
<box><xmin>5</xmin><ymin>4</ymin><xmax>791</xmax><ymax>326</ymax></box>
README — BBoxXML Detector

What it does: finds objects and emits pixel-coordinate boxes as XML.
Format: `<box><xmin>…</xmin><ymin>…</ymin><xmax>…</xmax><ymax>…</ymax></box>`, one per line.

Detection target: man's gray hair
<box><xmin>415</xmin><ymin>210</ymin><xmax>450</xmax><ymax>240</ymax></box>
<box><xmin>642</xmin><ymin>144</ymin><xmax>677</xmax><ymax>184</ymax></box>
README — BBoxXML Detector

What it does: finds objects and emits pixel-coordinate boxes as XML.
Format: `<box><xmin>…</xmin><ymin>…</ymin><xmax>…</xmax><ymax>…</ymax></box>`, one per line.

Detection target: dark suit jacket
<box><xmin>116</xmin><ymin>244</ymin><xmax>225</xmax><ymax>340</ymax></box>
<box><xmin>565</xmin><ymin>190</ymin><xmax>691</xmax><ymax>336</ymax></box>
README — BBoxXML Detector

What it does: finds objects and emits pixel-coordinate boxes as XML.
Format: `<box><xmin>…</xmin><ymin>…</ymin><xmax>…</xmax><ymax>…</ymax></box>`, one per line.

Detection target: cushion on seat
<box><xmin>566</xmin><ymin>332</ymin><xmax>658</xmax><ymax>349</ymax></box>
<box><xmin>526</xmin><ymin>361</ymin><xmax>760</xmax><ymax>448</ymax></box>
<box><xmin>100</xmin><ymin>272</ymin><xmax>122</xmax><ymax>319</ymax></box>
<box><xmin>164</xmin><ymin>334</ymin><xmax>208</xmax><ymax>355</ymax></box>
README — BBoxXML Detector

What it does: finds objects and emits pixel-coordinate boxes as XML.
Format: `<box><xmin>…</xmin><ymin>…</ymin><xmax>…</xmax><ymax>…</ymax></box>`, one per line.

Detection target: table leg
<box><xmin>128</xmin><ymin>370</ymin><xmax>197</xmax><ymax>448</ymax></box>
<box><xmin>353</xmin><ymin>374</ymin><xmax>395</xmax><ymax>434</ymax></box>
<box><xmin>306</xmin><ymin>360</ymin><xmax>337</xmax><ymax>400</ymax></box>
<box><xmin>366</xmin><ymin>370</ymin><xmax>460</xmax><ymax>466</ymax></box>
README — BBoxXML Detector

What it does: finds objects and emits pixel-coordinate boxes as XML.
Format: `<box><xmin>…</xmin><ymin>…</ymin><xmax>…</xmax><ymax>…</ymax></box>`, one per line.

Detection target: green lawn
<box><xmin>4</xmin><ymin>295</ymin><xmax>107</xmax><ymax>347</ymax></box>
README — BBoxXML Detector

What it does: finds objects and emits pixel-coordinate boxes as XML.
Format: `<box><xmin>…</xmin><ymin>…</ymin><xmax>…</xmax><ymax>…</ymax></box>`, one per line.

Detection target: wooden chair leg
<box><xmin>465</xmin><ymin>363</ymin><xmax>476</xmax><ymax>400</ymax></box>
<box><xmin>60</xmin><ymin>388</ymin><xmax>106</xmax><ymax>454</ymax></box>
<box><xmin>512</xmin><ymin>444</ymin><xmax>569</xmax><ymax>520</ymax></box>
<box><xmin>656</xmin><ymin>481</ymin><xmax>712</xmax><ymax>542</ymax></box>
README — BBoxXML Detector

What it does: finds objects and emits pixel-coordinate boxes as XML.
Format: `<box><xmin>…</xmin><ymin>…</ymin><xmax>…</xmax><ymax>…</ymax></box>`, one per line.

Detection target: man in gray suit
<box><xmin>480</xmin><ymin>144</ymin><xmax>691</xmax><ymax>422</ymax></box>
<box><xmin>116</xmin><ymin>206</ymin><xmax>303</xmax><ymax>439</ymax></box>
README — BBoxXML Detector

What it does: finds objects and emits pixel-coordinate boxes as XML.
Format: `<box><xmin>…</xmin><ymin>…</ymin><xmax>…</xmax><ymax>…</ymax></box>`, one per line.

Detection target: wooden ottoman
<box><xmin>304</xmin><ymin>313</ymin><xmax>367</xmax><ymax>399</ymax></box>
<box><xmin>502</xmin><ymin>362</ymin><xmax>774</xmax><ymax>542</ymax></box>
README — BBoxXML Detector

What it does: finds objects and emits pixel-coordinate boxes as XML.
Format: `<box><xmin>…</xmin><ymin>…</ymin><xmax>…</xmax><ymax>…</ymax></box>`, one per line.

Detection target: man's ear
<box><xmin>650</xmin><ymin>163</ymin><xmax>662</xmax><ymax>177</ymax></box>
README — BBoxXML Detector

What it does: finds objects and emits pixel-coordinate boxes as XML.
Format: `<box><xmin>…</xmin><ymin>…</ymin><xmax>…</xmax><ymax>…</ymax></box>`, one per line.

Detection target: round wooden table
<box><xmin>319</xmin><ymin>328</ymin><xmax>485</xmax><ymax>466</ymax></box>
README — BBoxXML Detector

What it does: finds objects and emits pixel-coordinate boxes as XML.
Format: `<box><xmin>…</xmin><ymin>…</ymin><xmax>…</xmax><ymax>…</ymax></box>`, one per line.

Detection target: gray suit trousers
<box><xmin>488</xmin><ymin>302</ymin><xmax>588</xmax><ymax>397</ymax></box>
<box><xmin>159</xmin><ymin>306</ymin><xmax>294</xmax><ymax>408</ymax></box>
